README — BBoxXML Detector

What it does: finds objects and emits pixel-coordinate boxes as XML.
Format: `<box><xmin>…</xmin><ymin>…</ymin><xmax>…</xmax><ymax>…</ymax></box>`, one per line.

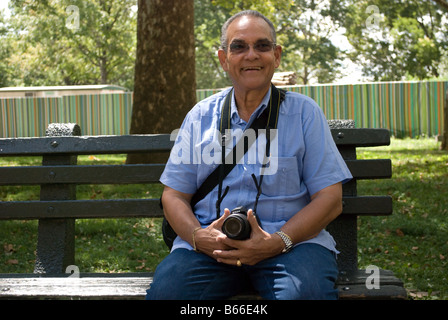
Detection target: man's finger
<box><xmin>214</xmin><ymin>208</ymin><xmax>230</xmax><ymax>227</ymax></box>
<box><xmin>247</xmin><ymin>209</ymin><xmax>261</xmax><ymax>232</ymax></box>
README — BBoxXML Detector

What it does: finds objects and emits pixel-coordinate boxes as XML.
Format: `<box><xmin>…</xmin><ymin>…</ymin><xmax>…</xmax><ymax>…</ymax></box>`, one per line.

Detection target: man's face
<box><xmin>218</xmin><ymin>16</ymin><xmax>282</xmax><ymax>93</ymax></box>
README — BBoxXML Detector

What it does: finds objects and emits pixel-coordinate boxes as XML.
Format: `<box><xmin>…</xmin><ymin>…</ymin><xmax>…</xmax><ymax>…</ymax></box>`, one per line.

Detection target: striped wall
<box><xmin>283</xmin><ymin>81</ymin><xmax>447</xmax><ymax>138</ymax></box>
<box><xmin>1</xmin><ymin>93</ymin><xmax>133</xmax><ymax>137</ymax></box>
<box><xmin>1</xmin><ymin>81</ymin><xmax>446</xmax><ymax>138</ymax></box>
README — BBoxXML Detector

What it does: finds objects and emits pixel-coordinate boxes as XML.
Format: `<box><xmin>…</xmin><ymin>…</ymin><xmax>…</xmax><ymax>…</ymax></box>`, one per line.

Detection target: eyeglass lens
<box><xmin>228</xmin><ymin>39</ymin><xmax>275</xmax><ymax>54</ymax></box>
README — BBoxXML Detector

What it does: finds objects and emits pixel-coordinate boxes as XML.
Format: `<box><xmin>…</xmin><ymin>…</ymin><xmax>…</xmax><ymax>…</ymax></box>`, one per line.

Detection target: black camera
<box><xmin>222</xmin><ymin>206</ymin><xmax>260</xmax><ymax>240</ymax></box>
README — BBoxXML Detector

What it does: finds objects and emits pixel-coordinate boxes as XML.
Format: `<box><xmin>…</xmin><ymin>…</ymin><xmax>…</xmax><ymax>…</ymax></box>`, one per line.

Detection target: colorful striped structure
<box><xmin>1</xmin><ymin>81</ymin><xmax>446</xmax><ymax>138</ymax></box>
<box><xmin>283</xmin><ymin>81</ymin><xmax>447</xmax><ymax>138</ymax></box>
<box><xmin>1</xmin><ymin>93</ymin><xmax>133</xmax><ymax>138</ymax></box>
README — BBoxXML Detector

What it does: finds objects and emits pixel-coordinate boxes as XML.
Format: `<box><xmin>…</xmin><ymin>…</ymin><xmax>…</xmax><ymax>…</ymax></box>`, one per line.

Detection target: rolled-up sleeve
<box><xmin>299</xmin><ymin>98</ymin><xmax>352</xmax><ymax>196</ymax></box>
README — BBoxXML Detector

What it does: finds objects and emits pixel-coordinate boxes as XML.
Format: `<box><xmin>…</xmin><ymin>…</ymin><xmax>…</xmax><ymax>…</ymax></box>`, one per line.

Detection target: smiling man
<box><xmin>217</xmin><ymin>14</ymin><xmax>281</xmax><ymax>119</ymax></box>
<box><xmin>146</xmin><ymin>10</ymin><xmax>352</xmax><ymax>300</ymax></box>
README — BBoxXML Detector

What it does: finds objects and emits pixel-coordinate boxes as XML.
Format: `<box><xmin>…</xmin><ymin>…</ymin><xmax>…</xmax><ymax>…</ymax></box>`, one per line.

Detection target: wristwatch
<box><xmin>275</xmin><ymin>231</ymin><xmax>293</xmax><ymax>253</ymax></box>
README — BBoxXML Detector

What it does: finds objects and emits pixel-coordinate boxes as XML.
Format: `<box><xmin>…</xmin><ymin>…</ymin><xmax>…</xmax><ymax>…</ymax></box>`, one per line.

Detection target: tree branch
<box><xmin>432</xmin><ymin>0</ymin><xmax>448</xmax><ymax>12</ymax></box>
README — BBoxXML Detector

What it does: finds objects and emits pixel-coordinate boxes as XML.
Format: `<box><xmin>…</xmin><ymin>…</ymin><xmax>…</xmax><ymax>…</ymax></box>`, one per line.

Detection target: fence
<box><xmin>1</xmin><ymin>80</ymin><xmax>447</xmax><ymax>138</ymax></box>
<box><xmin>0</xmin><ymin>93</ymin><xmax>133</xmax><ymax>138</ymax></box>
<box><xmin>284</xmin><ymin>80</ymin><xmax>447</xmax><ymax>138</ymax></box>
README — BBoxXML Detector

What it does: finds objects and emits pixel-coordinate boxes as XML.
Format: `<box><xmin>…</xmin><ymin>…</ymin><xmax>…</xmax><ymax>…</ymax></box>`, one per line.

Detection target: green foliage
<box><xmin>194</xmin><ymin>0</ymin><xmax>232</xmax><ymax>89</ymax></box>
<box><xmin>0</xmin><ymin>8</ymin><xmax>13</xmax><ymax>87</ymax></box>
<box><xmin>1</xmin><ymin>0</ymin><xmax>447</xmax><ymax>89</ymax></box>
<box><xmin>341</xmin><ymin>0</ymin><xmax>448</xmax><ymax>81</ymax></box>
<box><xmin>3</xmin><ymin>0</ymin><xmax>136</xmax><ymax>89</ymax></box>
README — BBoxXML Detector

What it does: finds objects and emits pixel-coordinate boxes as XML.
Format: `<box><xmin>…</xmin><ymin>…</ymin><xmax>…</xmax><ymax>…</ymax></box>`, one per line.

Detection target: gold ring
<box><xmin>236</xmin><ymin>259</ymin><xmax>242</xmax><ymax>267</ymax></box>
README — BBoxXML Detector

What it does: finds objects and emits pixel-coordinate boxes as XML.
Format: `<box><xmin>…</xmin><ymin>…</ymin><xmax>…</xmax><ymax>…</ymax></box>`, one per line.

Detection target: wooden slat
<box><xmin>331</xmin><ymin>128</ymin><xmax>390</xmax><ymax>147</ymax></box>
<box><xmin>345</xmin><ymin>159</ymin><xmax>391</xmax><ymax>179</ymax></box>
<box><xmin>0</xmin><ymin>134</ymin><xmax>174</xmax><ymax>156</ymax></box>
<box><xmin>342</xmin><ymin>196</ymin><xmax>393</xmax><ymax>215</ymax></box>
<box><xmin>337</xmin><ymin>269</ymin><xmax>407</xmax><ymax>300</ymax></box>
<box><xmin>0</xmin><ymin>196</ymin><xmax>391</xmax><ymax>220</ymax></box>
<box><xmin>0</xmin><ymin>129</ymin><xmax>389</xmax><ymax>156</ymax></box>
<box><xmin>0</xmin><ymin>164</ymin><xmax>165</xmax><ymax>185</ymax></box>
<box><xmin>0</xmin><ymin>199</ymin><xmax>163</xmax><ymax>220</ymax></box>
<box><xmin>0</xmin><ymin>270</ymin><xmax>407</xmax><ymax>300</ymax></box>
<box><xmin>0</xmin><ymin>160</ymin><xmax>390</xmax><ymax>185</ymax></box>
<box><xmin>0</xmin><ymin>273</ymin><xmax>152</xmax><ymax>299</ymax></box>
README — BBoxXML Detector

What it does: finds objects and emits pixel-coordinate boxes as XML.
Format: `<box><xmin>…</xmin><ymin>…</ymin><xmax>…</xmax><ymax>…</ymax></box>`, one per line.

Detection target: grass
<box><xmin>1</xmin><ymin>138</ymin><xmax>447</xmax><ymax>299</ymax></box>
<box><xmin>357</xmin><ymin>138</ymin><xmax>448</xmax><ymax>300</ymax></box>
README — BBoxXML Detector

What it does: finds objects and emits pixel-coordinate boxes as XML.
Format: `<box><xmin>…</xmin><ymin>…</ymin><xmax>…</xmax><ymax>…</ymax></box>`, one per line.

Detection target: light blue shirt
<box><xmin>160</xmin><ymin>87</ymin><xmax>352</xmax><ymax>253</ymax></box>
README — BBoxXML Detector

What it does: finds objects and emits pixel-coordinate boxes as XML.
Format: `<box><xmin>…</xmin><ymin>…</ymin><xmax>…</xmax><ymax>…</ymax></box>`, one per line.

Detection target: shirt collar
<box><xmin>230</xmin><ymin>87</ymin><xmax>272</xmax><ymax>127</ymax></box>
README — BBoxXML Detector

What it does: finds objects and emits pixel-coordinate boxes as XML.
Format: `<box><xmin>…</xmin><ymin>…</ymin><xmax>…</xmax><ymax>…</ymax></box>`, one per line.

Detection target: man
<box><xmin>146</xmin><ymin>10</ymin><xmax>352</xmax><ymax>300</ymax></box>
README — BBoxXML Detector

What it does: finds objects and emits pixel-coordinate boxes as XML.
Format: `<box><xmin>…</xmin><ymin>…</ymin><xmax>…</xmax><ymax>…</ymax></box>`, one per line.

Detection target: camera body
<box><xmin>222</xmin><ymin>206</ymin><xmax>260</xmax><ymax>240</ymax></box>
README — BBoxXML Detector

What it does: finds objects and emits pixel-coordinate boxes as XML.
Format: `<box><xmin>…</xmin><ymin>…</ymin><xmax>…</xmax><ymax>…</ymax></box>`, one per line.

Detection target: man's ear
<box><xmin>274</xmin><ymin>45</ymin><xmax>282</xmax><ymax>69</ymax></box>
<box><xmin>218</xmin><ymin>49</ymin><xmax>229</xmax><ymax>72</ymax></box>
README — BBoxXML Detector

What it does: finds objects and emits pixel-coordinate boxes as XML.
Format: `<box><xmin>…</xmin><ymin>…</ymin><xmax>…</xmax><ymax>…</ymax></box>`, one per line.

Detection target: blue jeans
<box><xmin>146</xmin><ymin>243</ymin><xmax>339</xmax><ymax>300</ymax></box>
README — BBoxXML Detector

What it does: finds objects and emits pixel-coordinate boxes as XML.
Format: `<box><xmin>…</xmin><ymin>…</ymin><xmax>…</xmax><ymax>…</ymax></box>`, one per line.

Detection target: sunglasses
<box><xmin>225</xmin><ymin>39</ymin><xmax>276</xmax><ymax>55</ymax></box>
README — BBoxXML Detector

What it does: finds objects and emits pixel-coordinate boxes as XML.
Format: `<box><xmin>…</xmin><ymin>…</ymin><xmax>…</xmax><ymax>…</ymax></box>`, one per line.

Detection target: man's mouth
<box><xmin>242</xmin><ymin>66</ymin><xmax>262</xmax><ymax>71</ymax></box>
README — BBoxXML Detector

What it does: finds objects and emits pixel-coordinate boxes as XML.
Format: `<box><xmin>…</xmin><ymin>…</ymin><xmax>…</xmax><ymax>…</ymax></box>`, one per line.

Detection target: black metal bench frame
<box><xmin>0</xmin><ymin>122</ymin><xmax>407</xmax><ymax>299</ymax></box>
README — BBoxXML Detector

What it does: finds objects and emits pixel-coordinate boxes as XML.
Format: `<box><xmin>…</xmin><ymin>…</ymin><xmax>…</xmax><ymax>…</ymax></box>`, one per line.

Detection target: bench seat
<box><xmin>0</xmin><ymin>271</ymin><xmax>407</xmax><ymax>300</ymax></box>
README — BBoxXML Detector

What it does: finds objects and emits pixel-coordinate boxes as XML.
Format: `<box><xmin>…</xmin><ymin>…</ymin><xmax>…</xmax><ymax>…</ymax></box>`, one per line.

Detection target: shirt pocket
<box><xmin>260</xmin><ymin>157</ymin><xmax>300</xmax><ymax>197</ymax></box>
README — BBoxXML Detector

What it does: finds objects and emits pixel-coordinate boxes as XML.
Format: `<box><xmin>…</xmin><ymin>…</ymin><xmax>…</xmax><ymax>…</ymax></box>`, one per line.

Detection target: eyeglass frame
<box><xmin>222</xmin><ymin>38</ymin><xmax>277</xmax><ymax>55</ymax></box>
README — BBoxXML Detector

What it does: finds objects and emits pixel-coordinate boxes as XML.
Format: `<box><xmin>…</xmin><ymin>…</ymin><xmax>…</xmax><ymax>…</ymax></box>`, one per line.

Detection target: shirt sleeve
<box><xmin>159</xmin><ymin>111</ymin><xmax>199</xmax><ymax>195</ymax></box>
<box><xmin>300</xmin><ymin>99</ymin><xmax>352</xmax><ymax>196</ymax></box>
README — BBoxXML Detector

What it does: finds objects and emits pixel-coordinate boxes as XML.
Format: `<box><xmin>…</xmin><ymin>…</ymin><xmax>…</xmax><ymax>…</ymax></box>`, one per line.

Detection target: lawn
<box><xmin>357</xmin><ymin>138</ymin><xmax>448</xmax><ymax>300</ymax></box>
<box><xmin>1</xmin><ymin>138</ymin><xmax>447</xmax><ymax>299</ymax></box>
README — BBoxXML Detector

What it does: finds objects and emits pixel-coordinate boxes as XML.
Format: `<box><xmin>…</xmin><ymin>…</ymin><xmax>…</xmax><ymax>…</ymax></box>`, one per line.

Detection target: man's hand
<box><xmin>212</xmin><ymin>209</ymin><xmax>284</xmax><ymax>266</ymax></box>
<box><xmin>194</xmin><ymin>208</ymin><xmax>235</xmax><ymax>258</ymax></box>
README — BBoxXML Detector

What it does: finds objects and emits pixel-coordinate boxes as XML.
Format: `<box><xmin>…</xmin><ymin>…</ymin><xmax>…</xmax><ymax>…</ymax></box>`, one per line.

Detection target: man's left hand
<box><xmin>213</xmin><ymin>209</ymin><xmax>285</xmax><ymax>266</ymax></box>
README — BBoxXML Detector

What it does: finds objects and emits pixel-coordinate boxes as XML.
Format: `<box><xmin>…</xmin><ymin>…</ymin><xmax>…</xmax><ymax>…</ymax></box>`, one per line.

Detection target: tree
<box><xmin>275</xmin><ymin>0</ymin><xmax>344</xmax><ymax>84</ymax></box>
<box><xmin>442</xmin><ymin>88</ymin><xmax>448</xmax><ymax>150</ymax></box>
<box><xmin>194</xmin><ymin>0</ymin><xmax>232</xmax><ymax>89</ymax></box>
<box><xmin>0</xmin><ymin>8</ymin><xmax>12</xmax><ymax>87</ymax></box>
<box><xmin>127</xmin><ymin>0</ymin><xmax>196</xmax><ymax>164</ymax></box>
<box><xmin>341</xmin><ymin>0</ymin><xmax>448</xmax><ymax>81</ymax></box>
<box><xmin>6</xmin><ymin>0</ymin><xmax>136</xmax><ymax>89</ymax></box>
<box><xmin>433</xmin><ymin>0</ymin><xmax>448</xmax><ymax>150</ymax></box>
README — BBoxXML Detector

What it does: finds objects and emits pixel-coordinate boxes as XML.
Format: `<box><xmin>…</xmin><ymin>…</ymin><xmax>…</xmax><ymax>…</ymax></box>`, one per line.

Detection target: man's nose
<box><xmin>245</xmin><ymin>45</ymin><xmax>260</xmax><ymax>59</ymax></box>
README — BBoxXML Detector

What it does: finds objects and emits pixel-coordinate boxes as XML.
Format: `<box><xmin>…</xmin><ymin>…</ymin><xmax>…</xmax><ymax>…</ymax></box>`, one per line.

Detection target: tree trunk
<box><xmin>127</xmin><ymin>0</ymin><xmax>196</xmax><ymax>164</ymax></box>
<box><xmin>441</xmin><ymin>89</ymin><xmax>448</xmax><ymax>151</ymax></box>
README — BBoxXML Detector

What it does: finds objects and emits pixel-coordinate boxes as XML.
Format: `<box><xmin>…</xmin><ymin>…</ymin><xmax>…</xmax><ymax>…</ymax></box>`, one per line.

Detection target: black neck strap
<box><xmin>219</xmin><ymin>83</ymin><xmax>283</xmax><ymax>134</ymax></box>
<box><xmin>191</xmin><ymin>83</ymin><xmax>286</xmax><ymax>219</ymax></box>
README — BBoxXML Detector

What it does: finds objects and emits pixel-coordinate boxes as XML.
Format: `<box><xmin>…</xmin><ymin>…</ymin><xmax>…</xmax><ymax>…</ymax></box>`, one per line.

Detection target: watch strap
<box><xmin>275</xmin><ymin>231</ymin><xmax>293</xmax><ymax>253</ymax></box>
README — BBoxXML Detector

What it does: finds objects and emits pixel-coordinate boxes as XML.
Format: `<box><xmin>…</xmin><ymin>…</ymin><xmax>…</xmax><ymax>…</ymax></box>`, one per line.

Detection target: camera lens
<box><xmin>222</xmin><ymin>206</ymin><xmax>251</xmax><ymax>240</ymax></box>
<box><xmin>223</xmin><ymin>215</ymin><xmax>244</xmax><ymax>238</ymax></box>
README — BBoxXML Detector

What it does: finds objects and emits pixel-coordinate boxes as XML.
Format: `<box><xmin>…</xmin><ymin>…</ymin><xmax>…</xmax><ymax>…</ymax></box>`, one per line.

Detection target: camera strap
<box><xmin>191</xmin><ymin>83</ymin><xmax>286</xmax><ymax>219</ymax></box>
<box><xmin>162</xmin><ymin>83</ymin><xmax>285</xmax><ymax>249</ymax></box>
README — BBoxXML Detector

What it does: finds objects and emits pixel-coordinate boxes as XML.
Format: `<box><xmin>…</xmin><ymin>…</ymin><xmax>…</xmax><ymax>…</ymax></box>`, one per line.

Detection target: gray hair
<box><xmin>220</xmin><ymin>10</ymin><xmax>277</xmax><ymax>50</ymax></box>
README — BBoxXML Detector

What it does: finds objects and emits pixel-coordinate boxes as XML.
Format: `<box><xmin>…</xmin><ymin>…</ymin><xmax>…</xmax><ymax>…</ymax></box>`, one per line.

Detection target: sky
<box><xmin>0</xmin><ymin>1</ymin><xmax>9</xmax><ymax>17</ymax></box>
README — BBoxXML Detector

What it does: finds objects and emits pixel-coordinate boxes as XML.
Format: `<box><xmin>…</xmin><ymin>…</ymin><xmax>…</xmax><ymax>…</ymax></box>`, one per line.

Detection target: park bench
<box><xmin>0</xmin><ymin>121</ymin><xmax>407</xmax><ymax>300</ymax></box>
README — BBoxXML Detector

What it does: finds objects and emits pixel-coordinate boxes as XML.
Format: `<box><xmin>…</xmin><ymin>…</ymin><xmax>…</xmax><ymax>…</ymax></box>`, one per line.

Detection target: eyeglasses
<box><xmin>225</xmin><ymin>40</ymin><xmax>276</xmax><ymax>55</ymax></box>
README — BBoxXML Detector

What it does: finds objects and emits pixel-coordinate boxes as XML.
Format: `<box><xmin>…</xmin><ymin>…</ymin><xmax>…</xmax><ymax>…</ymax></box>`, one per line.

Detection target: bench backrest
<box><xmin>0</xmin><ymin>123</ymin><xmax>392</xmax><ymax>273</ymax></box>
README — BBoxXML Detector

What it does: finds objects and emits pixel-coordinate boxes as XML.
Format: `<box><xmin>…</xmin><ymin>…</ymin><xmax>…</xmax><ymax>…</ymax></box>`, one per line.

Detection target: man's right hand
<box><xmin>194</xmin><ymin>208</ymin><xmax>236</xmax><ymax>258</ymax></box>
